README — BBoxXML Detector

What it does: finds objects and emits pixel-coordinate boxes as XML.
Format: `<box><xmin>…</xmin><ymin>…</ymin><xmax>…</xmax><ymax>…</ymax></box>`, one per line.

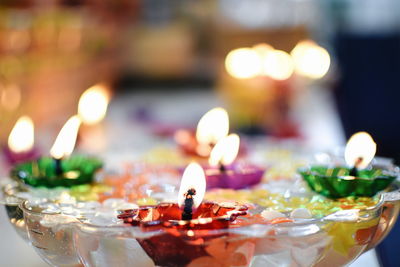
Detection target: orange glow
<box><xmin>1</xmin><ymin>84</ymin><xmax>21</xmax><ymax>111</ymax></box>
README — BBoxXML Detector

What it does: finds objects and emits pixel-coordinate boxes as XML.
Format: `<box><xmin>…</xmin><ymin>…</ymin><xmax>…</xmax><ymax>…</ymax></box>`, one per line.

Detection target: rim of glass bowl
<box><xmin>17</xmin><ymin>182</ymin><xmax>398</xmax><ymax>239</ymax></box>
<box><xmin>60</xmin><ymin>195</ymin><xmax>388</xmax><ymax>240</ymax></box>
<box><xmin>1</xmin><ymin>182</ymin><xmax>70</xmax><ymax>206</ymax></box>
<box><xmin>22</xmin><ymin>198</ymin><xmax>58</xmax><ymax>213</ymax></box>
<box><xmin>1</xmin><ymin>182</ymin><xmax>29</xmax><ymax>205</ymax></box>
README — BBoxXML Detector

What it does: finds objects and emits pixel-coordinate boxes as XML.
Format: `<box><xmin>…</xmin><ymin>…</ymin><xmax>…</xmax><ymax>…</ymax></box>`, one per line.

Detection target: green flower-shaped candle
<box><xmin>11</xmin><ymin>116</ymin><xmax>102</xmax><ymax>188</ymax></box>
<box><xmin>300</xmin><ymin>132</ymin><xmax>398</xmax><ymax>199</ymax></box>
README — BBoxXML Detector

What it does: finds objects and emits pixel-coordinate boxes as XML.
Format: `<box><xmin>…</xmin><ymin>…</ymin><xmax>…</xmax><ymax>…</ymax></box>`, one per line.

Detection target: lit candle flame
<box><xmin>263</xmin><ymin>49</ymin><xmax>294</xmax><ymax>80</ymax></box>
<box><xmin>225</xmin><ymin>48</ymin><xmax>263</xmax><ymax>79</ymax></box>
<box><xmin>8</xmin><ymin>116</ymin><xmax>34</xmax><ymax>153</ymax></box>
<box><xmin>178</xmin><ymin>163</ymin><xmax>206</xmax><ymax>209</ymax></box>
<box><xmin>345</xmin><ymin>132</ymin><xmax>377</xmax><ymax>169</ymax></box>
<box><xmin>196</xmin><ymin>107</ymin><xmax>229</xmax><ymax>146</ymax></box>
<box><xmin>209</xmin><ymin>134</ymin><xmax>240</xmax><ymax>167</ymax></box>
<box><xmin>50</xmin><ymin>116</ymin><xmax>82</xmax><ymax>159</ymax></box>
<box><xmin>78</xmin><ymin>84</ymin><xmax>110</xmax><ymax>125</ymax></box>
<box><xmin>291</xmin><ymin>40</ymin><xmax>330</xmax><ymax>79</ymax></box>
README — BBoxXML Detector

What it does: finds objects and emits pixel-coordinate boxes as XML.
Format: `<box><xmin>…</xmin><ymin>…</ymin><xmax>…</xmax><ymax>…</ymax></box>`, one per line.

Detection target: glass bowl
<box><xmin>21</xmin><ymin>200</ymin><xmax>82</xmax><ymax>267</ymax></box>
<box><xmin>3</xmin><ymin>163</ymin><xmax>400</xmax><ymax>267</ymax></box>
<box><xmin>0</xmin><ymin>180</ymin><xmax>108</xmax><ymax>242</ymax></box>
<box><xmin>13</xmin><ymin>183</ymin><xmax>400</xmax><ymax>267</ymax></box>
<box><xmin>73</xmin><ymin>210</ymin><xmax>331</xmax><ymax>267</ymax></box>
<box><xmin>71</xmin><ymin>187</ymin><xmax>400</xmax><ymax>267</ymax></box>
<box><xmin>1</xmin><ymin>182</ymin><xmax>31</xmax><ymax>241</ymax></box>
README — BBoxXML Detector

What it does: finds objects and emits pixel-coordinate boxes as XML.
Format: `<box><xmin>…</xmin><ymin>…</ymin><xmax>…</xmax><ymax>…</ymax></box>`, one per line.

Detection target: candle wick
<box><xmin>350</xmin><ymin>157</ymin><xmax>363</xmax><ymax>177</ymax></box>
<box><xmin>182</xmin><ymin>188</ymin><xmax>196</xmax><ymax>220</ymax></box>
<box><xmin>54</xmin><ymin>157</ymin><xmax>63</xmax><ymax>176</ymax></box>
<box><xmin>219</xmin><ymin>162</ymin><xmax>226</xmax><ymax>173</ymax></box>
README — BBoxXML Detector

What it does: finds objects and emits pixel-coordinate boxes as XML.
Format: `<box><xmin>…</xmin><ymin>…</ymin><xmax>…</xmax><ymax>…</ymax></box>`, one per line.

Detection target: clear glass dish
<box><xmin>1</xmin><ymin>182</ymin><xmax>31</xmax><ymax>241</ymax></box>
<box><xmin>22</xmin><ymin>201</ymin><xmax>81</xmax><ymax>267</ymax></box>
<box><xmin>3</xmin><ymin>156</ymin><xmax>400</xmax><ymax>267</ymax></box>
<box><xmin>19</xmin><ymin>184</ymin><xmax>400</xmax><ymax>267</ymax></box>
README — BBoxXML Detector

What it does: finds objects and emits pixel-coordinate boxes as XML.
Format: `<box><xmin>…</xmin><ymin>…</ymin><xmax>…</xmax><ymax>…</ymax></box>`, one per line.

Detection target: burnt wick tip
<box><xmin>54</xmin><ymin>158</ymin><xmax>63</xmax><ymax>176</ymax></box>
<box><xmin>355</xmin><ymin>157</ymin><xmax>363</xmax><ymax>168</ymax></box>
<box><xmin>185</xmin><ymin>188</ymin><xmax>196</xmax><ymax>198</ymax></box>
<box><xmin>350</xmin><ymin>157</ymin><xmax>363</xmax><ymax>177</ymax></box>
<box><xmin>182</xmin><ymin>188</ymin><xmax>196</xmax><ymax>221</ymax></box>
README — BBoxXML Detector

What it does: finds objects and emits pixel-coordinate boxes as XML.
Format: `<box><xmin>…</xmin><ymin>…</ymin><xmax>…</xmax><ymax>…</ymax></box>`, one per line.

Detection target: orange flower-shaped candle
<box><xmin>117</xmin><ymin>163</ymin><xmax>250</xmax><ymax>267</ymax></box>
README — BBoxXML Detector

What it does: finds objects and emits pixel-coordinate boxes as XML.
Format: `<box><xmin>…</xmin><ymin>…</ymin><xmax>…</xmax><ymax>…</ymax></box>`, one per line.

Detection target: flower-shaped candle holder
<box><xmin>11</xmin><ymin>155</ymin><xmax>103</xmax><ymax>188</ymax></box>
<box><xmin>299</xmin><ymin>165</ymin><xmax>398</xmax><ymax>199</ymax></box>
<box><xmin>204</xmin><ymin>163</ymin><xmax>265</xmax><ymax>189</ymax></box>
<box><xmin>118</xmin><ymin>202</ymin><xmax>248</xmax><ymax>267</ymax></box>
<box><xmin>175</xmin><ymin>129</ymin><xmax>247</xmax><ymax>159</ymax></box>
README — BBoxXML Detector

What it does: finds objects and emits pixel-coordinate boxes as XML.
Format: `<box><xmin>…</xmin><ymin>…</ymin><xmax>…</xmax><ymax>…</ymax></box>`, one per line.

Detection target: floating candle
<box><xmin>178</xmin><ymin>162</ymin><xmax>206</xmax><ymax>219</ymax></box>
<box><xmin>77</xmin><ymin>84</ymin><xmax>110</xmax><ymax>153</ymax></box>
<box><xmin>11</xmin><ymin>116</ymin><xmax>102</xmax><ymax>188</ymax></box>
<box><xmin>78</xmin><ymin>84</ymin><xmax>110</xmax><ymax>125</ymax></box>
<box><xmin>175</xmin><ymin>107</ymin><xmax>229</xmax><ymax>157</ymax></box>
<box><xmin>3</xmin><ymin>116</ymin><xmax>39</xmax><ymax>165</ymax></box>
<box><xmin>204</xmin><ymin>134</ymin><xmax>264</xmax><ymax>189</ymax></box>
<box><xmin>300</xmin><ymin>132</ymin><xmax>397</xmax><ymax>198</ymax></box>
<box><xmin>344</xmin><ymin>132</ymin><xmax>377</xmax><ymax>176</ymax></box>
<box><xmin>118</xmin><ymin>163</ymin><xmax>249</xmax><ymax>267</ymax></box>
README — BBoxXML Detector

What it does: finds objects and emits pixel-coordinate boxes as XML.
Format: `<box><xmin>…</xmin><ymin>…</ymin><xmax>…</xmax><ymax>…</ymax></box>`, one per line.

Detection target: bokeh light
<box><xmin>291</xmin><ymin>40</ymin><xmax>330</xmax><ymax>79</ymax></box>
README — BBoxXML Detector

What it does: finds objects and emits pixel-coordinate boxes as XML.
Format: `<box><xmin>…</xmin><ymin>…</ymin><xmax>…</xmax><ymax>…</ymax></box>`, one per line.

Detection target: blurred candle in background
<box><xmin>175</xmin><ymin>107</ymin><xmax>230</xmax><ymax>157</ymax></box>
<box><xmin>78</xmin><ymin>84</ymin><xmax>110</xmax><ymax>125</ymax></box>
<box><xmin>3</xmin><ymin>116</ymin><xmax>39</xmax><ymax>165</ymax></box>
<box><xmin>218</xmin><ymin>43</ymin><xmax>297</xmax><ymax>137</ymax></box>
<box><xmin>204</xmin><ymin>133</ymin><xmax>264</xmax><ymax>189</ymax></box>
<box><xmin>291</xmin><ymin>40</ymin><xmax>330</xmax><ymax>80</ymax></box>
<box><xmin>77</xmin><ymin>83</ymin><xmax>111</xmax><ymax>153</ymax></box>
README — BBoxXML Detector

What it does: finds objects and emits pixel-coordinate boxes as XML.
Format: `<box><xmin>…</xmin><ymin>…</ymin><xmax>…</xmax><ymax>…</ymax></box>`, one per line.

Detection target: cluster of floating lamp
<box><xmin>1</xmin><ymin>73</ymin><xmax>399</xmax><ymax>267</ymax></box>
<box><xmin>4</xmin><ymin>84</ymin><xmax>110</xmax><ymax>187</ymax></box>
<box><xmin>225</xmin><ymin>40</ymin><xmax>331</xmax><ymax>81</ymax></box>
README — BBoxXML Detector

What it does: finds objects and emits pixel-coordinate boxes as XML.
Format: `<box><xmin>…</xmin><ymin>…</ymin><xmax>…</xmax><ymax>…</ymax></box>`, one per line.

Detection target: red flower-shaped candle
<box><xmin>3</xmin><ymin>116</ymin><xmax>40</xmax><ymax>166</ymax></box>
<box><xmin>204</xmin><ymin>134</ymin><xmax>264</xmax><ymax>189</ymax></box>
<box><xmin>118</xmin><ymin>163</ymin><xmax>251</xmax><ymax>267</ymax></box>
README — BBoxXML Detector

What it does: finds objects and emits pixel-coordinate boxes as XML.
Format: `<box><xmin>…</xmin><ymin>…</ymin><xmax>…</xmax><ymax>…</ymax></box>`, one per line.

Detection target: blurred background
<box><xmin>0</xmin><ymin>0</ymin><xmax>400</xmax><ymax>266</ymax></box>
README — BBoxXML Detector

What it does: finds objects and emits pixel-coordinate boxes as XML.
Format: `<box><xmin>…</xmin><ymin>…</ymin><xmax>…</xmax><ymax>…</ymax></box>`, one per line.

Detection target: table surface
<box><xmin>0</xmin><ymin>88</ymin><xmax>380</xmax><ymax>267</ymax></box>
